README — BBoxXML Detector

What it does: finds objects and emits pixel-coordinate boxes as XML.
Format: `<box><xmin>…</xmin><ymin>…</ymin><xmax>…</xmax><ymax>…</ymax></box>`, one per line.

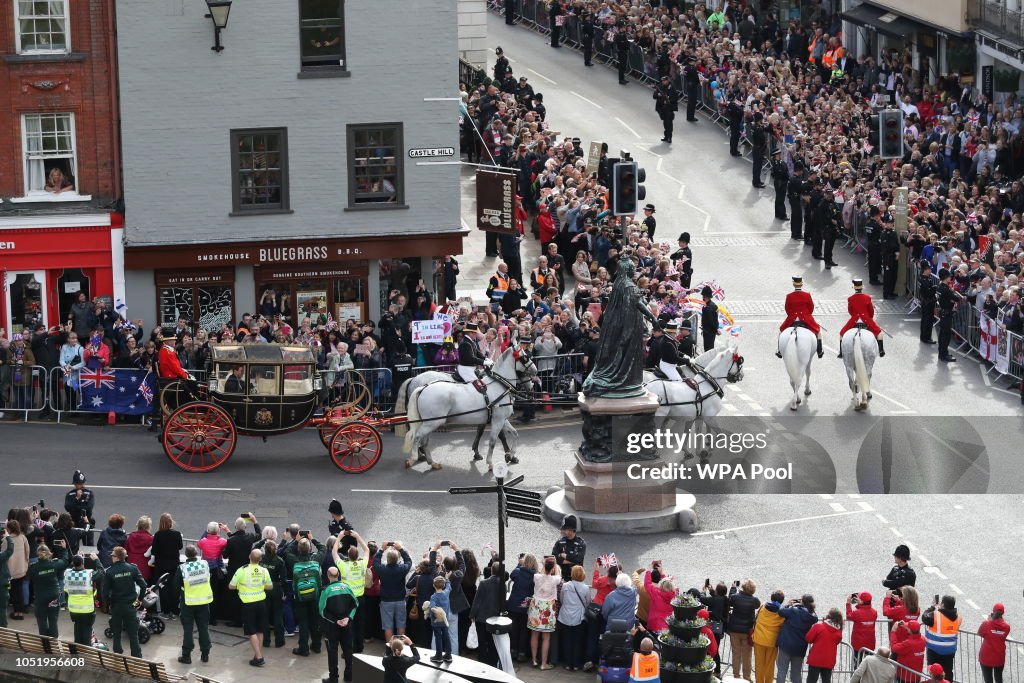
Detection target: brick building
<box><xmin>117</xmin><ymin>0</ymin><xmax>465</xmax><ymax>332</ymax></box>
<box><xmin>0</xmin><ymin>0</ymin><xmax>122</xmax><ymax>336</ymax></box>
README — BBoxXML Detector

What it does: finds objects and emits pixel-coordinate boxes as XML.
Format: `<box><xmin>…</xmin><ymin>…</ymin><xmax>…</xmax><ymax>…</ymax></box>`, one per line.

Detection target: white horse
<box><xmin>779</xmin><ymin>325</ymin><xmax>817</xmax><ymax>410</ymax></box>
<box><xmin>393</xmin><ymin>353</ymin><xmax>537</xmax><ymax>461</ymax></box>
<box><xmin>841</xmin><ymin>326</ymin><xmax>877</xmax><ymax>411</ymax></box>
<box><xmin>643</xmin><ymin>343</ymin><xmax>745</xmax><ymax>419</ymax></box>
<box><xmin>403</xmin><ymin>346</ymin><xmax>520</xmax><ymax>471</ymax></box>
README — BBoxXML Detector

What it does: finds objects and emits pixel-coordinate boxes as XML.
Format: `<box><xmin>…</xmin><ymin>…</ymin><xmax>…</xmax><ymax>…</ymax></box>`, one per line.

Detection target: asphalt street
<box><xmin>457</xmin><ymin>12</ymin><xmax>1024</xmax><ymax>418</ymax></box>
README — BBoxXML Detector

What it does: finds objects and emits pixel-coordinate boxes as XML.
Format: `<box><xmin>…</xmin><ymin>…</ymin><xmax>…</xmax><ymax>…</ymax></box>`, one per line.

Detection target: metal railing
<box><xmin>0</xmin><ymin>364</ymin><xmax>49</xmax><ymax>421</ymax></box>
<box><xmin>969</xmin><ymin>0</ymin><xmax>1024</xmax><ymax>47</ymax></box>
<box><xmin>459</xmin><ymin>57</ymin><xmax>487</xmax><ymax>89</ymax></box>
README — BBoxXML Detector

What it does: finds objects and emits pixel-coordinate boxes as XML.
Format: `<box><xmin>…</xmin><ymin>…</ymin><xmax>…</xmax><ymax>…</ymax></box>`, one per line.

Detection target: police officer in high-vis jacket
<box><xmin>64</xmin><ymin>553</ymin><xmax>103</xmax><ymax>646</ymax></box>
<box><xmin>176</xmin><ymin>545</ymin><xmax>213</xmax><ymax>664</ymax></box>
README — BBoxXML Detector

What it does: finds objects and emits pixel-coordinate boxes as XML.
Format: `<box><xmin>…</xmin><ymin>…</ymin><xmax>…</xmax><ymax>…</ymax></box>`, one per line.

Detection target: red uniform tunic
<box><xmin>839</xmin><ymin>293</ymin><xmax>882</xmax><ymax>338</ymax></box>
<box><xmin>779</xmin><ymin>290</ymin><xmax>820</xmax><ymax>335</ymax></box>
<box><xmin>157</xmin><ymin>343</ymin><xmax>189</xmax><ymax>379</ymax></box>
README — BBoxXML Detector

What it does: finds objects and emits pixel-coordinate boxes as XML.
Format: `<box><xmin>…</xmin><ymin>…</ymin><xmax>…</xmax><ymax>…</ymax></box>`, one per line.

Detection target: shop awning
<box><xmin>841</xmin><ymin>3</ymin><xmax>925</xmax><ymax>39</ymax></box>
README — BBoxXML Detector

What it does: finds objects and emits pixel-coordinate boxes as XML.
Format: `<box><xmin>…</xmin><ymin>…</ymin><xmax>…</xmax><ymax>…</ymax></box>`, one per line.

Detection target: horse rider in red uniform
<box><xmin>777</xmin><ymin>275</ymin><xmax>824</xmax><ymax>358</ymax></box>
<box><xmin>837</xmin><ymin>278</ymin><xmax>885</xmax><ymax>358</ymax></box>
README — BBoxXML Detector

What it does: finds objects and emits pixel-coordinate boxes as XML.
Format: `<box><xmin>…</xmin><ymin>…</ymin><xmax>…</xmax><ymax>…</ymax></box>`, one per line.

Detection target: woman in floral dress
<box><xmin>528</xmin><ymin>556</ymin><xmax>563</xmax><ymax>670</ymax></box>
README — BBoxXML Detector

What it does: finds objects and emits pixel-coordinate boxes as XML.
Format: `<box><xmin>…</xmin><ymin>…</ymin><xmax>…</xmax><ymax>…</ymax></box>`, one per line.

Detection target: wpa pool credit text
<box><xmin>626</xmin><ymin>462</ymin><xmax>794</xmax><ymax>481</ymax></box>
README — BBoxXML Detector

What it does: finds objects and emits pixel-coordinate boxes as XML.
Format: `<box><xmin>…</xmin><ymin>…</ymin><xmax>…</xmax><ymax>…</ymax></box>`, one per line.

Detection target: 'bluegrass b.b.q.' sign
<box><xmin>476</xmin><ymin>169</ymin><xmax>518</xmax><ymax>235</ymax></box>
<box><xmin>411</xmin><ymin>319</ymin><xmax>446</xmax><ymax>344</ymax></box>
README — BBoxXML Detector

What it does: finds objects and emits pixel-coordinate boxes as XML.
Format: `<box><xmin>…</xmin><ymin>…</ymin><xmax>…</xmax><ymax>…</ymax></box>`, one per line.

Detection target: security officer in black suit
<box><xmin>700</xmin><ymin>286</ymin><xmax>719</xmax><ymax>352</ymax></box>
<box><xmin>683</xmin><ymin>56</ymin><xmax>701</xmax><ymax>121</ymax></box>
<box><xmin>548</xmin><ymin>1</ymin><xmax>563</xmax><ymax>48</ymax></box>
<box><xmin>654</xmin><ymin>75</ymin><xmax>680</xmax><ymax>143</ymax></box>
<box><xmin>641</xmin><ymin>204</ymin><xmax>657</xmax><ymax>240</ymax></box>
<box><xmin>751</xmin><ymin>112</ymin><xmax>767</xmax><ymax>188</ymax></box>
<box><xmin>580</xmin><ymin>10</ymin><xmax>596</xmax><ymax>66</ymax></box>
<box><xmin>727</xmin><ymin>96</ymin><xmax>744</xmax><ymax>156</ymax></box>
<box><xmin>802</xmin><ymin>169</ymin><xmax>819</xmax><ymax>245</ymax></box>
<box><xmin>822</xmin><ymin>188</ymin><xmax>842</xmax><ymax>268</ymax></box>
<box><xmin>505</xmin><ymin>0</ymin><xmax>515</xmax><ymax>25</ymax></box>
<box><xmin>864</xmin><ymin>206</ymin><xmax>883</xmax><ymax>285</ymax></box>
<box><xmin>614</xmin><ymin>24</ymin><xmax>630</xmax><ymax>84</ymax></box>
<box><xmin>788</xmin><ymin>164</ymin><xmax>805</xmax><ymax>240</ymax></box>
<box><xmin>918</xmin><ymin>260</ymin><xmax>937</xmax><ymax>343</ymax></box>
<box><xmin>880</xmin><ymin>222</ymin><xmax>901</xmax><ymax>299</ymax></box>
<box><xmin>810</xmin><ymin>186</ymin><xmax>830</xmax><ymax>260</ymax></box>
<box><xmin>936</xmin><ymin>268</ymin><xmax>962</xmax><ymax>362</ymax></box>
<box><xmin>770</xmin><ymin>148</ymin><xmax>789</xmax><ymax>219</ymax></box>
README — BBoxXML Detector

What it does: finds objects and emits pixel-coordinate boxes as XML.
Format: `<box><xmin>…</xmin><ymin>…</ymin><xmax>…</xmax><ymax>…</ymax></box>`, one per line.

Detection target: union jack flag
<box><xmin>80</xmin><ymin>368</ymin><xmax>116</xmax><ymax>391</ymax></box>
<box><xmin>136</xmin><ymin>376</ymin><xmax>154</xmax><ymax>405</ymax></box>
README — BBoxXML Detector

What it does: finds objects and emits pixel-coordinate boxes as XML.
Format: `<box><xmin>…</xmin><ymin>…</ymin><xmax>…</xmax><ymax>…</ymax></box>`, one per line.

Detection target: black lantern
<box><xmin>205</xmin><ymin>0</ymin><xmax>232</xmax><ymax>52</ymax></box>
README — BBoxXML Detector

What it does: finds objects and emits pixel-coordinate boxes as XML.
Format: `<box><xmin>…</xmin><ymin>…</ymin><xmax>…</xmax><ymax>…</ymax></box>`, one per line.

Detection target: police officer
<box><xmin>548</xmin><ymin>0</ymin><xmax>563</xmax><ymax>48</ymax></box>
<box><xmin>175</xmin><ymin>545</ymin><xmax>213</xmax><ymax>664</ymax></box>
<box><xmin>805</xmin><ymin>177</ymin><xmax>824</xmax><ymax>254</ymax></box>
<box><xmin>229</xmin><ymin>548</ymin><xmax>273</xmax><ymax>667</ymax></box>
<box><xmin>64</xmin><ymin>553</ymin><xmax>102</xmax><ymax>646</ymax></box>
<box><xmin>727</xmin><ymin>95</ymin><xmax>744</xmax><ymax>156</ymax></box>
<box><xmin>788</xmin><ymin>164</ymin><xmax>805</xmax><ymax>240</ymax></box>
<box><xmin>580</xmin><ymin>10</ymin><xmax>596</xmax><ymax>66</ymax></box>
<box><xmin>654</xmin><ymin>75</ymin><xmax>680</xmax><ymax>143</ymax></box>
<box><xmin>936</xmin><ymin>268</ymin><xmax>961</xmax><ymax>362</ymax></box>
<box><xmin>514</xmin><ymin>335</ymin><xmax>536</xmax><ymax>425</ymax></box>
<box><xmin>802</xmin><ymin>169</ymin><xmax>820</xmax><ymax>246</ymax></box>
<box><xmin>810</xmin><ymin>186</ymin><xmax>831</xmax><ymax>261</ymax></box>
<box><xmin>328</xmin><ymin>499</ymin><xmax>354</xmax><ymax>547</ymax></box>
<box><xmin>493</xmin><ymin>47</ymin><xmax>511</xmax><ymax>84</ymax></box>
<box><xmin>751</xmin><ymin>112</ymin><xmax>767</xmax><ymax>188</ymax></box>
<box><xmin>641</xmin><ymin>204</ymin><xmax>657</xmax><ymax>240</ymax></box>
<box><xmin>918</xmin><ymin>260</ymin><xmax>937</xmax><ymax>344</ymax></box>
<box><xmin>881</xmin><ymin>222</ymin><xmax>901</xmax><ymax>299</ymax></box>
<box><xmin>700</xmin><ymin>286</ymin><xmax>720</xmax><ymax>352</ymax></box>
<box><xmin>771</xmin><ymin>148</ymin><xmax>789</xmax><ymax>219</ymax></box>
<box><xmin>104</xmin><ymin>546</ymin><xmax>148</xmax><ymax>658</ymax></box>
<box><xmin>883</xmin><ymin>544</ymin><xmax>917</xmax><ymax>591</ymax></box>
<box><xmin>865</xmin><ymin>206</ymin><xmax>884</xmax><ymax>285</ymax></box>
<box><xmin>320</xmin><ymin>565</ymin><xmax>358</xmax><ymax>683</ymax></box>
<box><xmin>504</xmin><ymin>0</ymin><xmax>515</xmax><ymax>25</ymax></box>
<box><xmin>670</xmin><ymin>232</ymin><xmax>694</xmax><ymax>288</ymax></box>
<box><xmin>64</xmin><ymin>470</ymin><xmax>95</xmax><ymax>541</ymax></box>
<box><xmin>822</xmin><ymin>187</ymin><xmax>842</xmax><ymax>269</ymax></box>
<box><xmin>683</xmin><ymin>56</ymin><xmax>701</xmax><ymax>121</ymax></box>
<box><xmin>614</xmin><ymin>24</ymin><xmax>630</xmax><ymax>84</ymax></box>
<box><xmin>552</xmin><ymin>515</ymin><xmax>586</xmax><ymax>582</ymax></box>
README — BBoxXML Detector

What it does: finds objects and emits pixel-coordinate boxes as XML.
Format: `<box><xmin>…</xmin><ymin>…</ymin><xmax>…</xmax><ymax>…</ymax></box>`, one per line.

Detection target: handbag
<box><xmin>710</xmin><ymin>618</ymin><xmax>725</xmax><ymax>640</ymax></box>
<box><xmin>408</xmin><ymin>602</ymin><xmax>420</xmax><ymax>621</ymax></box>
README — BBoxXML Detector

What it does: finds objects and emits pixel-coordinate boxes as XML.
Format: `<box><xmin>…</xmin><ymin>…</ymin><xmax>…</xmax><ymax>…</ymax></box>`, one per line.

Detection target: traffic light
<box><xmin>878</xmin><ymin>109</ymin><xmax>904</xmax><ymax>160</ymax></box>
<box><xmin>612</xmin><ymin>161</ymin><xmax>646</xmax><ymax>216</ymax></box>
<box><xmin>868</xmin><ymin>114</ymin><xmax>880</xmax><ymax>151</ymax></box>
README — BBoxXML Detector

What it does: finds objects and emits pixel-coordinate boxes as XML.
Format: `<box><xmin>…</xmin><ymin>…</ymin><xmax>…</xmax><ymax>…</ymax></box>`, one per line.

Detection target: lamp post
<box><xmin>205</xmin><ymin>0</ymin><xmax>232</xmax><ymax>53</ymax></box>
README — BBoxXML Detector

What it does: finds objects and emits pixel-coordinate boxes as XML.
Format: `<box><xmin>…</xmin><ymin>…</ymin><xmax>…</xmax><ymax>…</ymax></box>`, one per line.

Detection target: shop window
<box><xmin>258</xmin><ymin>284</ymin><xmax>294</xmax><ymax>324</ymax></box>
<box><xmin>7</xmin><ymin>273</ymin><xmax>45</xmax><ymax>335</ymax></box>
<box><xmin>159</xmin><ymin>285</ymin><xmax>234</xmax><ymax>333</ymax></box>
<box><xmin>15</xmin><ymin>0</ymin><xmax>69</xmax><ymax>54</ymax></box>
<box><xmin>20</xmin><ymin>113</ymin><xmax>82</xmax><ymax>200</ymax></box>
<box><xmin>299</xmin><ymin>0</ymin><xmax>346</xmax><ymax>72</ymax></box>
<box><xmin>231</xmin><ymin>128</ymin><xmax>289</xmax><ymax>213</ymax></box>
<box><xmin>332</xmin><ymin>277</ymin><xmax>364</xmax><ymax>322</ymax></box>
<box><xmin>57</xmin><ymin>268</ymin><xmax>90</xmax><ymax>324</ymax></box>
<box><xmin>295</xmin><ymin>281</ymin><xmax>328</xmax><ymax>327</ymax></box>
<box><xmin>347</xmin><ymin>123</ymin><xmax>404</xmax><ymax>207</ymax></box>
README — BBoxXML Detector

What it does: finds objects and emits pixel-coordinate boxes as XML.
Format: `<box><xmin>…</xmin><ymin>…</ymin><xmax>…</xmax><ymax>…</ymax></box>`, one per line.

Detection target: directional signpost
<box><xmin>448</xmin><ymin>463</ymin><xmax>543</xmax><ymax>562</ymax></box>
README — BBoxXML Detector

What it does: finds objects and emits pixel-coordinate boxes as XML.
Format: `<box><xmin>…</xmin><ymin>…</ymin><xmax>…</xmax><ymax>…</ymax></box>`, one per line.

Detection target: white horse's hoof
<box><xmin>867</xmin><ymin>392</ymin><xmax>873</xmax><ymax>399</ymax></box>
<box><xmin>471</xmin><ymin>454</ymin><xmax>483</xmax><ymax>462</ymax></box>
<box><xmin>790</xmin><ymin>403</ymin><xmax>798</xmax><ymax>411</ymax></box>
<box><xmin>506</xmin><ymin>455</ymin><xmax>519</xmax><ymax>464</ymax></box>
<box><xmin>804</xmin><ymin>388</ymin><xmax>812</xmax><ymax>396</ymax></box>
<box><xmin>404</xmin><ymin>459</ymin><xmax>413</xmax><ymax>469</ymax></box>
<box><xmin>854</xmin><ymin>403</ymin><xmax>866</xmax><ymax>412</ymax></box>
<box><xmin>431</xmin><ymin>463</ymin><xmax>442</xmax><ymax>471</ymax></box>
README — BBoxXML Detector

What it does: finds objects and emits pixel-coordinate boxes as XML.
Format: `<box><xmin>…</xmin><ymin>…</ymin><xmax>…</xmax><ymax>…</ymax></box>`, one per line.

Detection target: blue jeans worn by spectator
<box><xmin>432</xmin><ymin>623</ymin><xmax>451</xmax><ymax>659</ymax></box>
<box><xmin>431</xmin><ymin>613</ymin><xmax>459</xmax><ymax>656</ymax></box>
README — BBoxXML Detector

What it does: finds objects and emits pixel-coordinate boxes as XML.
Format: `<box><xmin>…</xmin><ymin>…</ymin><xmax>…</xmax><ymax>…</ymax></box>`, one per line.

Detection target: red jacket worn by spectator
<box><xmin>805</xmin><ymin>621</ymin><xmax>843</xmax><ymax>669</ymax></box>
<box><xmin>537</xmin><ymin>208</ymin><xmax>556</xmax><ymax>245</ymax></box>
<box><xmin>847</xmin><ymin>594</ymin><xmax>879</xmax><ymax>652</ymax></box>
<box><xmin>780</xmin><ymin>289</ymin><xmax>820</xmax><ymax>336</ymax></box>
<box><xmin>644</xmin><ymin>570</ymin><xmax>674</xmax><ymax>633</ymax></box>
<box><xmin>158</xmin><ymin>342</ymin><xmax>189</xmax><ymax>379</ymax></box>
<box><xmin>591</xmin><ymin>568</ymin><xmax>616</xmax><ymax>606</ymax></box>
<box><xmin>83</xmin><ymin>341</ymin><xmax>111</xmax><ymax>369</ymax></box>
<box><xmin>890</xmin><ymin>625</ymin><xmax>926</xmax><ymax>681</ymax></box>
<box><xmin>978</xmin><ymin>617</ymin><xmax>1011</xmax><ymax>667</ymax></box>
<box><xmin>698</xmin><ymin>611</ymin><xmax>719</xmax><ymax>658</ymax></box>
<box><xmin>124</xmin><ymin>529</ymin><xmax>154</xmax><ymax>582</ymax></box>
<box><xmin>882</xmin><ymin>596</ymin><xmax>920</xmax><ymax>626</ymax></box>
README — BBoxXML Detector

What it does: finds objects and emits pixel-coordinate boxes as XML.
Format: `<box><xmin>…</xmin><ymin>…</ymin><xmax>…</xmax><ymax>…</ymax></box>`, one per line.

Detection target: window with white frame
<box><xmin>22</xmin><ymin>113</ymin><xmax>78</xmax><ymax>196</ymax></box>
<box><xmin>15</xmin><ymin>0</ymin><xmax>70</xmax><ymax>54</ymax></box>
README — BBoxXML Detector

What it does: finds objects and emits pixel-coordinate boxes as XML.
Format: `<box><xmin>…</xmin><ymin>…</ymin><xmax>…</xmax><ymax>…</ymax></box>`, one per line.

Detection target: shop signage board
<box><xmin>476</xmin><ymin>169</ymin><xmax>518</xmax><ymax>235</ymax></box>
<box><xmin>411</xmin><ymin>319</ymin><xmax>446</xmax><ymax>344</ymax></box>
<box><xmin>982</xmin><ymin>65</ymin><xmax>993</xmax><ymax>101</ymax></box>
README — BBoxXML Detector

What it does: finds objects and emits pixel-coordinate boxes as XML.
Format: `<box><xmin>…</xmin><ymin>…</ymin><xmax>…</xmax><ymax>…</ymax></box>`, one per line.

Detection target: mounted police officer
<box><xmin>456</xmin><ymin>326</ymin><xmax>488</xmax><ymax>383</ymax></box>
<box><xmin>936</xmin><ymin>268</ymin><xmax>962</xmax><ymax>362</ymax></box>
<box><xmin>683</xmin><ymin>55</ymin><xmax>701</xmax><ymax>121</ymax></box>
<box><xmin>788</xmin><ymin>163</ymin><xmax>805</xmax><ymax>240</ymax></box>
<box><xmin>751</xmin><ymin>112</ymin><xmax>767</xmax><ymax>188</ymax></box>
<box><xmin>771</xmin><ymin>148</ymin><xmax>789</xmax><ymax>219</ymax></box>
<box><xmin>176</xmin><ymin>545</ymin><xmax>213</xmax><ymax>664</ymax></box>
<box><xmin>654</xmin><ymin>75</ymin><xmax>680</xmax><ymax>143</ymax></box>
<box><xmin>918</xmin><ymin>260</ymin><xmax>937</xmax><ymax>343</ymax></box>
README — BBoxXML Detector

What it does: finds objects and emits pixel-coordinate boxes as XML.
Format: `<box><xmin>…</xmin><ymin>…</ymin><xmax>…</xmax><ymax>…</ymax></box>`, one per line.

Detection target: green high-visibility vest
<box><xmin>335</xmin><ymin>557</ymin><xmax>367</xmax><ymax>598</ymax></box>
<box><xmin>230</xmin><ymin>564</ymin><xmax>270</xmax><ymax>604</ymax></box>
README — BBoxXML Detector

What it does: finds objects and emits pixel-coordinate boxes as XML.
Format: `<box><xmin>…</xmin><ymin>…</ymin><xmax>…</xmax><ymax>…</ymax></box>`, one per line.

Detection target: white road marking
<box><xmin>890</xmin><ymin>527</ymin><xmax>904</xmax><ymax>537</ymax></box>
<box><xmin>570</xmin><ymin>91</ymin><xmax>602</xmax><ymax>108</ymax></box>
<box><xmin>887</xmin><ymin>410</ymin><xmax>919</xmax><ymax>415</ymax></box>
<box><xmin>657</xmin><ymin>157</ymin><xmax>664</xmax><ymax>171</ymax></box>
<box><xmin>350</xmin><ymin>489</ymin><xmax>451</xmax><ymax>494</ymax></box>
<box><xmin>829</xmin><ymin>502</ymin><xmax>847</xmax><ymax>512</ymax></box>
<box><xmin>875</xmin><ymin>514</ymin><xmax>889</xmax><ymax>523</ymax></box>
<box><xmin>869</xmin><ymin>390</ymin><xmax>913</xmax><ymax>411</ymax></box>
<box><xmin>949</xmin><ymin>583</ymin><xmax>965</xmax><ymax>595</ymax></box>
<box><xmin>818</xmin><ymin>494</ymin><xmax>834</xmax><ymax>499</ymax></box>
<box><xmin>527</xmin><ymin>68</ymin><xmax>555</xmax><ymax>84</ymax></box>
<box><xmin>966</xmin><ymin>599</ymin><xmax>980</xmax><ymax>610</ymax></box>
<box><xmin>917</xmin><ymin>554</ymin><xmax>931</xmax><ymax>566</ymax></box>
<box><xmin>8</xmin><ymin>483</ymin><xmax>242</xmax><ymax>492</ymax></box>
<box><xmin>691</xmin><ymin>509</ymin><xmax>871</xmax><ymax>536</ymax></box>
<box><xmin>954</xmin><ymin>504</ymin><xmax>963</xmax><ymax>509</ymax></box>
<box><xmin>747</xmin><ymin>402</ymin><xmax>766</xmax><ymax>411</ymax></box>
<box><xmin>905</xmin><ymin>542</ymin><xmax>918</xmax><ymax>551</ymax></box>
<box><xmin>615</xmin><ymin>117</ymin><xmax>641</xmax><ymax>139</ymax></box>
<box><xmin>847</xmin><ymin>493</ymin><xmax>861</xmax><ymax>498</ymax></box>
<box><xmin>857</xmin><ymin>502</ymin><xmax>874</xmax><ymax>511</ymax></box>
<box><xmin>924</xmin><ymin>566</ymin><xmax>949</xmax><ymax>580</ymax></box>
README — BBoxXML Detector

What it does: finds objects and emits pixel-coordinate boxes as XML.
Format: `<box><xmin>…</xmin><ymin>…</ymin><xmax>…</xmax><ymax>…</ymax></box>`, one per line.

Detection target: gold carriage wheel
<box><xmin>159</xmin><ymin>379</ymin><xmax>191</xmax><ymax>418</ymax></box>
<box><xmin>333</xmin><ymin>370</ymin><xmax>372</xmax><ymax>418</ymax></box>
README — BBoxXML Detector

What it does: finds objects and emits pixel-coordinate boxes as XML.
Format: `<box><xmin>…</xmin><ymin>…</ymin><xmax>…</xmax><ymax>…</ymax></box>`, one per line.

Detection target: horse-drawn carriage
<box><xmin>158</xmin><ymin>344</ymin><xmax>394</xmax><ymax>473</ymax></box>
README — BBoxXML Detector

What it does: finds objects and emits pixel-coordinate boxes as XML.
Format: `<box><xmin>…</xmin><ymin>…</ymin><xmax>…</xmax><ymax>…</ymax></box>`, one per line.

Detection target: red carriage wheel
<box><xmin>329</xmin><ymin>421</ymin><xmax>382</xmax><ymax>473</ymax></box>
<box><xmin>162</xmin><ymin>403</ymin><xmax>236</xmax><ymax>472</ymax></box>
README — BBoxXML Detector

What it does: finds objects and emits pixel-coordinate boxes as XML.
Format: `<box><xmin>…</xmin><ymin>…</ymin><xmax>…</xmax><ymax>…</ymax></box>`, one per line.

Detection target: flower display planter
<box><xmin>672</xmin><ymin>604</ymin><xmax>701</xmax><ymax>621</ymax></box>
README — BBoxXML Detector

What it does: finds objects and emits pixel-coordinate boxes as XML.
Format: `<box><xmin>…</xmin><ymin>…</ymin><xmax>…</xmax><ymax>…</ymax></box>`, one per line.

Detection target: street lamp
<box><xmin>205</xmin><ymin>0</ymin><xmax>232</xmax><ymax>53</ymax></box>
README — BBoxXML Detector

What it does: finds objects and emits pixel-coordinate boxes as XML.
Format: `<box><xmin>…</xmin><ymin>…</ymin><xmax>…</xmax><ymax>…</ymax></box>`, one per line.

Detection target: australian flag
<box><xmin>78</xmin><ymin>368</ymin><xmax>156</xmax><ymax>415</ymax></box>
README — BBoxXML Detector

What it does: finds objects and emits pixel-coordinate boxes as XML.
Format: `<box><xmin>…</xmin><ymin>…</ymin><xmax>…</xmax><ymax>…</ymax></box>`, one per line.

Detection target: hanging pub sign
<box><xmin>476</xmin><ymin>169</ymin><xmax>518</xmax><ymax>236</ymax></box>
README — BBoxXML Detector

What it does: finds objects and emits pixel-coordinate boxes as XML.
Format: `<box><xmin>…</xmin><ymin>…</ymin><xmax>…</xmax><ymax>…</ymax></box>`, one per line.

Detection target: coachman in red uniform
<box><xmin>153</xmin><ymin>330</ymin><xmax>197</xmax><ymax>429</ymax></box>
<box><xmin>777</xmin><ymin>276</ymin><xmax>823</xmax><ymax>358</ymax></box>
<box><xmin>837</xmin><ymin>279</ymin><xmax>885</xmax><ymax>357</ymax></box>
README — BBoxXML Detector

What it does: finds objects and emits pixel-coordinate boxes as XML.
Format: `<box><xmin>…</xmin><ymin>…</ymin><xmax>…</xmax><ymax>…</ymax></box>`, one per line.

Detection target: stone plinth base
<box><xmin>544</xmin><ymin>488</ymin><xmax>699</xmax><ymax>534</ymax></box>
<box><xmin>564</xmin><ymin>452</ymin><xmax>678</xmax><ymax>513</ymax></box>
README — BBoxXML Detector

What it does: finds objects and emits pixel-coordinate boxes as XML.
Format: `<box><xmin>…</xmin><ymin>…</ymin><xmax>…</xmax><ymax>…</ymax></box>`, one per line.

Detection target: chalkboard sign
<box><xmin>982</xmin><ymin>65</ymin><xmax>993</xmax><ymax>101</ymax></box>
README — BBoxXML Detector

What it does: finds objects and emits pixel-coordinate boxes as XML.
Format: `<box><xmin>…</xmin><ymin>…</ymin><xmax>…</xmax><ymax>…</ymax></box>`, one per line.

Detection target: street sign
<box><xmin>504</xmin><ymin>474</ymin><xmax>525</xmax><ymax>488</ymax></box>
<box><xmin>893</xmin><ymin>187</ymin><xmax>909</xmax><ymax>233</ymax></box>
<box><xmin>503</xmin><ymin>487</ymin><xmax>541</xmax><ymax>500</ymax></box>
<box><xmin>507</xmin><ymin>501</ymin><xmax>542</xmax><ymax>515</ymax></box>
<box><xmin>448</xmin><ymin>486</ymin><xmax>500</xmax><ymax>495</ymax></box>
<box><xmin>508</xmin><ymin>511</ymin><xmax>543</xmax><ymax>523</ymax></box>
<box><xmin>586</xmin><ymin>140</ymin><xmax>604</xmax><ymax>177</ymax></box>
<box><xmin>476</xmin><ymin>169</ymin><xmax>518</xmax><ymax>235</ymax></box>
<box><xmin>409</xmin><ymin>147</ymin><xmax>455</xmax><ymax>159</ymax></box>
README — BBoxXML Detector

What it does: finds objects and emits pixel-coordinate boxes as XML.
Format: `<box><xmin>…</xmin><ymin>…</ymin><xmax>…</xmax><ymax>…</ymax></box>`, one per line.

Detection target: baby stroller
<box><xmin>598</xmin><ymin>620</ymin><xmax>658</xmax><ymax>683</ymax></box>
<box><xmin>104</xmin><ymin>573</ymin><xmax>169</xmax><ymax>644</ymax></box>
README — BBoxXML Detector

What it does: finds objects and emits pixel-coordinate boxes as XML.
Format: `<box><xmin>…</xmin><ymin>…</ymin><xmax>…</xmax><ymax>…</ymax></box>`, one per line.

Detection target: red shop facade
<box><xmin>0</xmin><ymin>212</ymin><xmax>120</xmax><ymax>336</ymax></box>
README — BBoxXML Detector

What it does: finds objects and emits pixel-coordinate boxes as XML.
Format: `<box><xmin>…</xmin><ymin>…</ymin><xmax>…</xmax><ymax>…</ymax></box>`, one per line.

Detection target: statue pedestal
<box><xmin>543</xmin><ymin>390</ymin><xmax>699</xmax><ymax>534</ymax></box>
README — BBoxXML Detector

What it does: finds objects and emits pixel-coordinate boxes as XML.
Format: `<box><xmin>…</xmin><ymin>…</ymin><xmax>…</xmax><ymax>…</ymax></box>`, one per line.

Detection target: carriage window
<box><xmin>250</xmin><ymin>365</ymin><xmax>279</xmax><ymax>395</ymax></box>
<box><xmin>214</xmin><ymin>364</ymin><xmax>248</xmax><ymax>394</ymax></box>
<box><xmin>283</xmin><ymin>364</ymin><xmax>314</xmax><ymax>395</ymax></box>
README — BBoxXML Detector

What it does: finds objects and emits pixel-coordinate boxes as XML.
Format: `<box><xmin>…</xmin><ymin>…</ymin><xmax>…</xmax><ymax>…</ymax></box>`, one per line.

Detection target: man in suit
<box><xmin>700</xmin><ymin>286</ymin><xmax>719</xmax><ymax>352</ymax></box>
<box><xmin>470</xmin><ymin>561</ymin><xmax>506</xmax><ymax>668</ymax></box>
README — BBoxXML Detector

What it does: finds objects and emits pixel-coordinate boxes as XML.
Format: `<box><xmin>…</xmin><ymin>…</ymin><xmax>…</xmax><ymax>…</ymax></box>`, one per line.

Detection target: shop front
<box><xmin>0</xmin><ymin>213</ymin><xmax>120</xmax><ymax>336</ymax></box>
<box><xmin>124</xmin><ymin>232</ymin><xmax>463</xmax><ymax>333</ymax></box>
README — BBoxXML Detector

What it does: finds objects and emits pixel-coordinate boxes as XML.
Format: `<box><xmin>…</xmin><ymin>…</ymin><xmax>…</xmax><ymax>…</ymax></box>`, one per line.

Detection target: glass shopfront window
<box><xmin>255</xmin><ymin>262</ymin><xmax>369</xmax><ymax>330</ymax></box>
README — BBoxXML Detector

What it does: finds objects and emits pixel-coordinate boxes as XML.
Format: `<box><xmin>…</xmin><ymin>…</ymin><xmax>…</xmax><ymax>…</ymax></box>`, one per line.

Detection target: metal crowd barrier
<box><xmin>49</xmin><ymin>366</ymin><xmax>207</xmax><ymax>423</ymax></box>
<box><xmin>0</xmin><ymin>364</ymin><xmax>48</xmax><ymax>421</ymax></box>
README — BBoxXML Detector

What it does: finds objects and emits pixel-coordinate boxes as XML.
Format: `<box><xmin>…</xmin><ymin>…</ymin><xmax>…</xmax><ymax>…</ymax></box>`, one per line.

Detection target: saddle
<box><xmin>854</xmin><ymin>321</ymin><xmax>868</xmax><ymax>330</ymax></box>
<box><xmin>652</xmin><ymin>366</ymin><xmax>700</xmax><ymax>391</ymax></box>
<box><xmin>791</xmin><ymin>319</ymin><xmax>807</xmax><ymax>329</ymax></box>
<box><xmin>453</xmin><ymin>371</ymin><xmax>488</xmax><ymax>394</ymax></box>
